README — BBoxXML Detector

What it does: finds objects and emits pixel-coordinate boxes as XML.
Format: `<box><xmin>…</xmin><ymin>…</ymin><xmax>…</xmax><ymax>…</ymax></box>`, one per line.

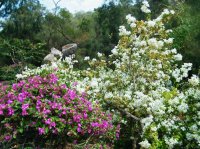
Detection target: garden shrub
<box><xmin>0</xmin><ymin>74</ymin><xmax>119</xmax><ymax>148</ymax></box>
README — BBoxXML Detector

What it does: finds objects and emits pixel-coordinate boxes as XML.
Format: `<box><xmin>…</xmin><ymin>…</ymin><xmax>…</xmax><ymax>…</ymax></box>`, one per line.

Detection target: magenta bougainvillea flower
<box><xmin>0</xmin><ymin>74</ymin><xmax>120</xmax><ymax>146</ymax></box>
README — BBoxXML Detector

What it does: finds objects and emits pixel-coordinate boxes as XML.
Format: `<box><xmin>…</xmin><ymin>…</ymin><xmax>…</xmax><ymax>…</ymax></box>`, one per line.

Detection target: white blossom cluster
<box><xmin>172</xmin><ymin>63</ymin><xmax>192</xmax><ymax>82</ymax></box>
<box><xmin>119</xmin><ymin>25</ymin><xmax>131</xmax><ymax>36</ymax></box>
<box><xmin>16</xmin><ymin>55</ymin><xmax>82</xmax><ymax>88</ymax></box>
<box><xmin>188</xmin><ymin>75</ymin><xmax>199</xmax><ymax>86</ymax></box>
<box><xmin>77</xmin><ymin>2</ymin><xmax>200</xmax><ymax>148</ymax></box>
<box><xmin>141</xmin><ymin>1</ymin><xmax>151</xmax><ymax>13</ymax></box>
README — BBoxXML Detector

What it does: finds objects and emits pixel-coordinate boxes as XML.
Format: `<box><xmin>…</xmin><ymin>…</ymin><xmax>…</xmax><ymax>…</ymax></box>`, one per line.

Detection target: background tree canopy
<box><xmin>0</xmin><ymin>0</ymin><xmax>199</xmax><ymax>81</ymax></box>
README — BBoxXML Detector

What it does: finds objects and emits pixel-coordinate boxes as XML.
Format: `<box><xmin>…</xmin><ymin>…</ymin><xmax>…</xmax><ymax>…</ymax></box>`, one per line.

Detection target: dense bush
<box><xmin>0</xmin><ymin>38</ymin><xmax>48</xmax><ymax>81</ymax></box>
<box><xmin>0</xmin><ymin>74</ymin><xmax>119</xmax><ymax>148</ymax></box>
<box><xmin>0</xmin><ymin>65</ymin><xmax>22</xmax><ymax>82</ymax></box>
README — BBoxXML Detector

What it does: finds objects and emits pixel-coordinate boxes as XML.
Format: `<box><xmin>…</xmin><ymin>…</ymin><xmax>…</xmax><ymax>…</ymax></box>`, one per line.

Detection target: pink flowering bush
<box><xmin>0</xmin><ymin>74</ymin><xmax>119</xmax><ymax>148</ymax></box>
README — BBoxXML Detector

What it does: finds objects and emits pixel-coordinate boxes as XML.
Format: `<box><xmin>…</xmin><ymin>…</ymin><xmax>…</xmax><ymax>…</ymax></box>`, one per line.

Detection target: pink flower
<box><xmin>88</xmin><ymin>106</ymin><xmax>92</xmax><ymax>111</ymax></box>
<box><xmin>7</xmin><ymin>99</ymin><xmax>13</xmax><ymax>104</ymax></box>
<box><xmin>60</xmin><ymin>84</ymin><xmax>67</xmax><ymax>89</ymax></box>
<box><xmin>38</xmin><ymin>127</ymin><xmax>45</xmax><ymax>135</ymax></box>
<box><xmin>91</xmin><ymin>122</ymin><xmax>99</xmax><ymax>127</ymax></box>
<box><xmin>45</xmin><ymin>118</ymin><xmax>51</xmax><ymax>125</ymax></box>
<box><xmin>0</xmin><ymin>110</ymin><xmax>3</xmax><ymax>115</ymax></box>
<box><xmin>22</xmin><ymin>104</ymin><xmax>29</xmax><ymax>116</ymax></box>
<box><xmin>116</xmin><ymin>124</ymin><xmax>121</xmax><ymax>139</ymax></box>
<box><xmin>77</xmin><ymin>127</ymin><xmax>81</xmax><ymax>132</ymax></box>
<box><xmin>50</xmin><ymin>122</ymin><xmax>56</xmax><ymax>128</ymax></box>
<box><xmin>42</xmin><ymin>108</ymin><xmax>51</xmax><ymax>115</ymax></box>
<box><xmin>72</xmin><ymin>82</ymin><xmax>78</xmax><ymax>86</ymax></box>
<box><xmin>62</xmin><ymin>110</ymin><xmax>66</xmax><ymax>115</ymax></box>
<box><xmin>8</xmin><ymin>107</ymin><xmax>14</xmax><ymax>116</ymax></box>
<box><xmin>49</xmin><ymin>74</ymin><xmax>58</xmax><ymax>84</ymax></box>
<box><xmin>88</xmin><ymin>129</ymin><xmax>92</xmax><ymax>133</ymax></box>
<box><xmin>0</xmin><ymin>104</ymin><xmax>6</xmax><ymax>115</ymax></box>
<box><xmin>12</xmin><ymin>84</ymin><xmax>18</xmax><ymax>90</ymax></box>
<box><xmin>83</xmin><ymin>113</ymin><xmax>88</xmax><ymax>119</ymax></box>
<box><xmin>18</xmin><ymin>93</ymin><xmax>26</xmax><ymax>102</ymax></box>
<box><xmin>4</xmin><ymin>135</ymin><xmax>11</xmax><ymax>141</ymax></box>
<box><xmin>73</xmin><ymin>115</ymin><xmax>81</xmax><ymax>123</ymax></box>
<box><xmin>68</xmin><ymin>89</ymin><xmax>76</xmax><ymax>100</ymax></box>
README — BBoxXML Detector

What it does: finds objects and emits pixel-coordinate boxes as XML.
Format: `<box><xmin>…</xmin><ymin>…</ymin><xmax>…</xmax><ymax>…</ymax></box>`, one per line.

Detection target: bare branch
<box><xmin>52</xmin><ymin>0</ymin><xmax>62</xmax><ymax>6</ymax></box>
<box><xmin>105</xmin><ymin>100</ymin><xmax>140</xmax><ymax>121</ymax></box>
<box><xmin>52</xmin><ymin>0</ymin><xmax>62</xmax><ymax>14</ymax></box>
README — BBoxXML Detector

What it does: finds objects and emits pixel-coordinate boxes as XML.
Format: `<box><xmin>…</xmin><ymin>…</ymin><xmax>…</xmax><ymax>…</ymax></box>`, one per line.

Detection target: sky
<box><xmin>41</xmin><ymin>0</ymin><xmax>105</xmax><ymax>13</ymax></box>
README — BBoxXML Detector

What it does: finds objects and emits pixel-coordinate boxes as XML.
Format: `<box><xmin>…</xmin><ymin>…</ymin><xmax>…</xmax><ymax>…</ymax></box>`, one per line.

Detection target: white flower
<box><xmin>126</xmin><ymin>14</ymin><xmax>136</xmax><ymax>24</ymax></box>
<box><xmin>141</xmin><ymin>1</ymin><xmax>151</xmax><ymax>13</ymax></box>
<box><xmin>151</xmin><ymin>126</ymin><xmax>157</xmax><ymax>131</ymax></box>
<box><xmin>147</xmin><ymin>21</ymin><xmax>156</xmax><ymax>27</ymax></box>
<box><xmin>174</xmin><ymin>54</ymin><xmax>182</xmax><ymax>61</ymax></box>
<box><xmin>139</xmin><ymin>139</ymin><xmax>151</xmax><ymax>148</ymax></box>
<box><xmin>130</xmin><ymin>23</ymin><xmax>136</xmax><ymax>28</ymax></box>
<box><xmin>84</xmin><ymin>56</ymin><xmax>90</xmax><ymax>61</ymax></box>
<box><xmin>165</xmin><ymin>137</ymin><xmax>178</xmax><ymax>149</ymax></box>
<box><xmin>143</xmin><ymin>1</ymin><xmax>150</xmax><ymax>7</ymax></box>
<box><xmin>140</xmin><ymin>41</ymin><xmax>147</xmax><ymax>46</ymax></box>
<box><xmin>148</xmin><ymin>38</ymin><xmax>157</xmax><ymax>47</ymax></box>
<box><xmin>111</xmin><ymin>47</ymin><xmax>119</xmax><ymax>55</ymax></box>
<box><xmin>141</xmin><ymin>5</ymin><xmax>151</xmax><ymax>13</ymax></box>
<box><xmin>148</xmin><ymin>38</ymin><xmax>163</xmax><ymax>49</ymax></box>
<box><xmin>164</xmin><ymin>38</ymin><xmax>174</xmax><ymax>44</ymax></box>
<box><xmin>157</xmin><ymin>40</ymin><xmax>164</xmax><ymax>49</ymax></box>
<box><xmin>171</xmin><ymin>48</ymin><xmax>177</xmax><ymax>54</ymax></box>
<box><xmin>92</xmin><ymin>58</ymin><xmax>97</xmax><ymax>62</ymax></box>
<box><xmin>24</xmin><ymin>66</ymin><xmax>28</xmax><ymax>70</ymax></box>
<box><xmin>170</xmin><ymin>10</ymin><xmax>175</xmax><ymax>14</ymax></box>
<box><xmin>163</xmin><ymin>9</ymin><xmax>170</xmax><ymax>15</ymax></box>
<box><xmin>190</xmin><ymin>124</ymin><xmax>198</xmax><ymax>131</ymax></box>
<box><xmin>119</xmin><ymin>25</ymin><xmax>131</xmax><ymax>36</ymax></box>
<box><xmin>16</xmin><ymin>74</ymin><xmax>24</xmax><ymax>79</ymax></box>
<box><xmin>90</xmin><ymin>78</ymin><xmax>98</xmax><ymax>87</ymax></box>
<box><xmin>105</xmin><ymin>92</ymin><xmax>113</xmax><ymax>99</ymax></box>
<box><xmin>188</xmin><ymin>75</ymin><xmax>199</xmax><ymax>86</ymax></box>
<box><xmin>76</xmin><ymin>84</ymin><xmax>85</xmax><ymax>93</ymax></box>
<box><xmin>97</xmin><ymin>52</ymin><xmax>103</xmax><ymax>57</ymax></box>
<box><xmin>166</xmin><ymin>29</ymin><xmax>173</xmax><ymax>33</ymax></box>
<box><xmin>177</xmin><ymin>102</ymin><xmax>188</xmax><ymax>113</ymax></box>
<box><xmin>51</xmin><ymin>62</ymin><xmax>58</xmax><ymax>69</ymax></box>
<box><xmin>141</xmin><ymin>115</ymin><xmax>154</xmax><ymax>130</ymax></box>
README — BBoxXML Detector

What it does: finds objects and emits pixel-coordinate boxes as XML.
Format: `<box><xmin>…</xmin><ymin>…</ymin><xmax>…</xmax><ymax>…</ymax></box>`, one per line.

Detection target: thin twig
<box><xmin>105</xmin><ymin>100</ymin><xmax>140</xmax><ymax>121</ymax></box>
<box><xmin>52</xmin><ymin>0</ymin><xmax>62</xmax><ymax>14</ymax></box>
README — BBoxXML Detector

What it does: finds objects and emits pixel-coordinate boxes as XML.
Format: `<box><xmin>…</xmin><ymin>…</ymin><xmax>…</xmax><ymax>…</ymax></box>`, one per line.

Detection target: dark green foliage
<box><xmin>172</xmin><ymin>0</ymin><xmax>200</xmax><ymax>72</ymax></box>
<box><xmin>0</xmin><ymin>65</ymin><xmax>22</xmax><ymax>82</ymax></box>
<box><xmin>0</xmin><ymin>0</ymin><xmax>44</xmax><ymax>40</ymax></box>
<box><xmin>148</xmin><ymin>0</ymin><xmax>170</xmax><ymax>17</ymax></box>
<box><xmin>0</xmin><ymin>38</ymin><xmax>47</xmax><ymax>66</ymax></box>
<box><xmin>0</xmin><ymin>38</ymin><xmax>47</xmax><ymax>81</ymax></box>
<box><xmin>0</xmin><ymin>0</ymin><xmax>39</xmax><ymax>17</ymax></box>
<box><xmin>93</xmin><ymin>0</ymin><xmax>141</xmax><ymax>55</ymax></box>
<box><xmin>36</xmin><ymin>9</ymin><xmax>75</xmax><ymax>49</ymax></box>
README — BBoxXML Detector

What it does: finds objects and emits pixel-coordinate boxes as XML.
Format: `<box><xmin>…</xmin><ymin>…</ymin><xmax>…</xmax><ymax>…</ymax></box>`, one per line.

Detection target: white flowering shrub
<box><xmin>17</xmin><ymin>1</ymin><xmax>200</xmax><ymax>148</ymax></box>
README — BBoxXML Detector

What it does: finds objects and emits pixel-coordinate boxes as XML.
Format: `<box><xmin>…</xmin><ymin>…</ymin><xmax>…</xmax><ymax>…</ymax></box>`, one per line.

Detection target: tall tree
<box><xmin>36</xmin><ymin>8</ymin><xmax>77</xmax><ymax>48</ymax></box>
<box><xmin>0</xmin><ymin>0</ymin><xmax>40</xmax><ymax>17</ymax></box>
<box><xmin>172</xmin><ymin>0</ymin><xmax>200</xmax><ymax>70</ymax></box>
<box><xmin>0</xmin><ymin>0</ymin><xmax>44</xmax><ymax>41</ymax></box>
